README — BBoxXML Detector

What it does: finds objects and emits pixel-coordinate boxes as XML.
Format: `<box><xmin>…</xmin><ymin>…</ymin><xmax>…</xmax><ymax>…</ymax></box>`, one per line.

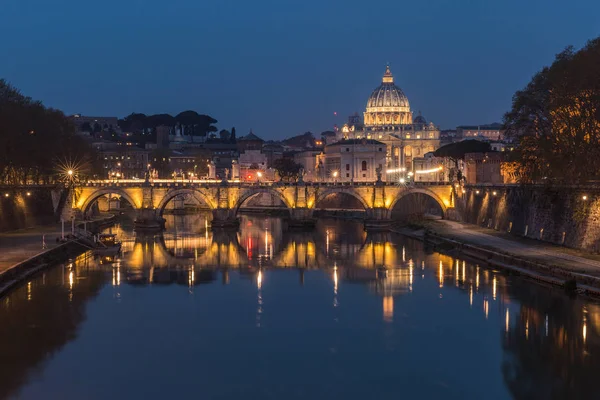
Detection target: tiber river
<box><xmin>0</xmin><ymin>213</ymin><xmax>599</xmax><ymax>399</ymax></box>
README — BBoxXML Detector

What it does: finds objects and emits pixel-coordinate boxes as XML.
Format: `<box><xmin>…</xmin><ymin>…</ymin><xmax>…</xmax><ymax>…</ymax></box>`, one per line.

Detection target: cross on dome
<box><xmin>382</xmin><ymin>65</ymin><xmax>394</xmax><ymax>83</ymax></box>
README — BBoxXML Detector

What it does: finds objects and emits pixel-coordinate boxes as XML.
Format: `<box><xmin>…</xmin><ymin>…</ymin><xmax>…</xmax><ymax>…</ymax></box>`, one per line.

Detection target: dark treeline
<box><xmin>117</xmin><ymin>111</ymin><xmax>220</xmax><ymax>145</ymax></box>
<box><xmin>0</xmin><ymin>80</ymin><xmax>97</xmax><ymax>184</ymax></box>
<box><xmin>505</xmin><ymin>36</ymin><xmax>600</xmax><ymax>184</ymax></box>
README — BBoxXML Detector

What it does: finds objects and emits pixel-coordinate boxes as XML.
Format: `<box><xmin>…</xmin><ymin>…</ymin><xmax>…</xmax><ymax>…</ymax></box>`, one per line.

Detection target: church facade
<box><xmin>332</xmin><ymin>66</ymin><xmax>441</xmax><ymax>182</ymax></box>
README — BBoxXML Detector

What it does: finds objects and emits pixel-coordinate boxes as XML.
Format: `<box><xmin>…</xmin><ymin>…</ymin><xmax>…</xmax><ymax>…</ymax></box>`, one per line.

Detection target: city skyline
<box><xmin>1</xmin><ymin>0</ymin><xmax>599</xmax><ymax>139</ymax></box>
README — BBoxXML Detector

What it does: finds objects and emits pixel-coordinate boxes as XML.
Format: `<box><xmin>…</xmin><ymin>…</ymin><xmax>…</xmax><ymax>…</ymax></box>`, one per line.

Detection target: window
<box><xmin>346</xmin><ymin>173</ymin><xmax>350</xmax><ymax>177</ymax></box>
<box><xmin>429</xmin><ymin>132</ymin><xmax>434</xmax><ymax>138</ymax></box>
<box><xmin>346</xmin><ymin>148</ymin><xmax>350</xmax><ymax>152</ymax></box>
<box><xmin>406</xmin><ymin>134</ymin><xmax>411</xmax><ymax>139</ymax></box>
<box><xmin>361</xmin><ymin>161</ymin><xmax>367</xmax><ymax>171</ymax></box>
<box><xmin>378</xmin><ymin>147</ymin><xmax>383</xmax><ymax>152</ymax></box>
<box><xmin>346</xmin><ymin>164</ymin><xmax>350</xmax><ymax>171</ymax></box>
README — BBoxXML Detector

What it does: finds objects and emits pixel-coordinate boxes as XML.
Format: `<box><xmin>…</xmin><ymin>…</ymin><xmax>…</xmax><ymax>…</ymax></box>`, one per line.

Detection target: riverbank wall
<box><xmin>0</xmin><ymin>215</ymin><xmax>117</xmax><ymax>298</ymax></box>
<box><xmin>397</xmin><ymin>227</ymin><xmax>600</xmax><ymax>297</ymax></box>
<box><xmin>0</xmin><ymin>189</ymin><xmax>56</xmax><ymax>232</ymax></box>
<box><xmin>460</xmin><ymin>186</ymin><xmax>600</xmax><ymax>253</ymax></box>
<box><xmin>0</xmin><ymin>241</ymin><xmax>86</xmax><ymax>298</ymax></box>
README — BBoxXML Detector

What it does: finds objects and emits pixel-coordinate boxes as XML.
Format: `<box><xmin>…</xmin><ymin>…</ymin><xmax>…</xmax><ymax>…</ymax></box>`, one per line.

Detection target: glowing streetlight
<box><xmin>583</xmin><ymin>195</ymin><xmax>588</xmax><ymax>201</ymax></box>
<box><xmin>399</xmin><ymin>178</ymin><xmax>405</xmax><ymax>184</ymax></box>
<box><xmin>26</xmin><ymin>192</ymin><xmax>31</xmax><ymax>196</ymax></box>
<box><xmin>257</xmin><ymin>171</ymin><xmax>263</xmax><ymax>178</ymax></box>
<box><xmin>67</xmin><ymin>170</ymin><xmax>73</xmax><ymax>176</ymax></box>
<box><xmin>332</xmin><ymin>171</ymin><xmax>338</xmax><ymax>177</ymax></box>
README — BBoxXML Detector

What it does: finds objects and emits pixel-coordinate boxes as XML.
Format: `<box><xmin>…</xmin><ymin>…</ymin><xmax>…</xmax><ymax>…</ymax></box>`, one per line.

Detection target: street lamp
<box><xmin>257</xmin><ymin>171</ymin><xmax>263</xmax><ymax>183</ymax></box>
<box><xmin>332</xmin><ymin>170</ymin><xmax>338</xmax><ymax>184</ymax></box>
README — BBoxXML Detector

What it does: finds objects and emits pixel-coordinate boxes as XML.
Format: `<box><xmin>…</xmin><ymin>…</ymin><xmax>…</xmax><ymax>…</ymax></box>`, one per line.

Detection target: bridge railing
<box><xmin>81</xmin><ymin>179</ymin><xmax>452</xmax><ymax>188</ymax></box>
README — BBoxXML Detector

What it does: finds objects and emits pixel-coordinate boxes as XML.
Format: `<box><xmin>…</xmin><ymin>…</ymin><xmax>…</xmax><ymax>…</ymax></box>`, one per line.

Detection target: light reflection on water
<box><xmin>0</xmin><ymin>213</ymin><xmax>599</xmax><ymax>399</ymax></box>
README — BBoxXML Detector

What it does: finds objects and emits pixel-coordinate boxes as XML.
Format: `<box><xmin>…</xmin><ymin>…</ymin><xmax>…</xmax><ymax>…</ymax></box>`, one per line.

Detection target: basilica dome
<box><xmin>364</xmin><ymin>66</ymin><xmax>413</xmax><ymax>128</ymax></box>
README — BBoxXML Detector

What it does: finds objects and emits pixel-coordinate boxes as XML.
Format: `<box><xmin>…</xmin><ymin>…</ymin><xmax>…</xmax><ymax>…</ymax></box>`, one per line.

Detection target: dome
<box><xmin>364</xmin><ymin>66</ymin><xmax>413</xmax><ymax>128</ymax></box>
<box><xmin>365</xmin><ymin>66</ymin><xmax>410</xmax><ymax>111</ymax></box>
<box><xmin>413</xmin><ymin>112</ymin><xmax>426</xmax><ymax>124</ymax></box>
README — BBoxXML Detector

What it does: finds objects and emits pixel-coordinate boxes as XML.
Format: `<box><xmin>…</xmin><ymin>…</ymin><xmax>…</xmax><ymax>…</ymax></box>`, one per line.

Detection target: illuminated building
<box><xmin>335</xmin><ymin>66</ymin><xmax>441</xmax><ymax>180</ymax></box>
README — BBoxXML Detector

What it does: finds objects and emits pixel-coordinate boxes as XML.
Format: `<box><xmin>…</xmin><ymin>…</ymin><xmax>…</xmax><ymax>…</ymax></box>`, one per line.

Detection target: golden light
<box><xmin>492</xmin><ymin>191</ymin><xmax>497</xmax><ymax>196</ymax></box>
<box><xmin>332</xmin><ymin>171</ymin><xmax>338</xmax><ymax>178</ymax></box>
<box><xmin>26</xmin><ymin>192</ymin><xmax>31</xmax><ymax>196</ymax></box>
<box><xmin>582</xmin><ymin>195</ymin><xmax>588</xmax><ymax>201</ymax></box>
<box><xmin>476</xmin><ymin>190</ymin><xmax>480</xmax><ymax>194</ymax></box>
<box><xmin>257</xmin><ymin>172</ymin><xmax>263</xmax><ymax>178</ymax></box>
<box><xmin>4</xmin><ymin>193</ymin><xmax>9</xmax><ymax>198</ymax></box>
<box><xmin>67</xmin><ymin>170</ymin><xmax>73</xmax><ymax>176</ymax></box>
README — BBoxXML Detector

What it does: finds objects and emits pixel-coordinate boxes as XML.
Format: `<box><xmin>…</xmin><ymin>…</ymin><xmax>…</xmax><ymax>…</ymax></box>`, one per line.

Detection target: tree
<box><xmin>0</xmin><ymin>79</ymin><xmax>98</xmax><ymax>184</ymax></box>
<box><xmin>504</xmin><ymin>37</ymin><xmax>600</xmax><ymax>184</ymax></box>
<box><xmin>433</xmin><ymin>140</ymin><xmax>492</xmax><ymax>183</ymax></box>
<box><xmin>272</xmin><ymin>158</ymin><xmax>303</xmax><ymax>182</ymax></box>
<box><xmin>219</xmin><ymin>129</ymin><xmax>231</xmax><ymax>141</ymax></box>
<box><xmin>175</xmin><ymin>111</ymin><xmax>218</xmax><ymax>137</ymax></box>
<box><xmin>80</xmin><ymin>122</ymin><xmax>92</xmax><ymax>132</ymax></box>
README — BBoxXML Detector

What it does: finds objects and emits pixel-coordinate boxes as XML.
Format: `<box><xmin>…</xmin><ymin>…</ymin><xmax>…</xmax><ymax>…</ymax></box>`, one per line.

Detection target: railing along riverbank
<box><xmin>0</xmin><ymin>215</ymin><xmax>118</xmax><ymax>298</ymax></box>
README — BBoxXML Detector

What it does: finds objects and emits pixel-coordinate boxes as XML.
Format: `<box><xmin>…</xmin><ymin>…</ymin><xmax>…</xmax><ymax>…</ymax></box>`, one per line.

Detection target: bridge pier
<box><xmin>288</xmin><ymin>207</ymin><xmax>316</xmax><ymax>229</ymax></box>
<box><xmin>364</xmin><ymin>207</ymin><xmax>392</xmax><ymax>231</ymax></box>
<box><xmin>211</xmin><ymin>208</ymin><xmax>240</xmax><ymax>230</ymax></box>
<box><xmin>134</xmin><ymin>208</ymin><xmax>166</xmax><ymax>232</ymax></box>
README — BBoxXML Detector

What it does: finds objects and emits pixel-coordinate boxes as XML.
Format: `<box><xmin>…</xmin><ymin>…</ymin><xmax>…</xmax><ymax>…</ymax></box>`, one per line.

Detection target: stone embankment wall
<box><xmin>0</xmin><ymin>190</ymin><xmax>56</xmax><ymax>232</ymax></box>
<box><xmin>460</xmin><ymin>186</ymin><xmax>600</xmax><ymax>252</ymax></box>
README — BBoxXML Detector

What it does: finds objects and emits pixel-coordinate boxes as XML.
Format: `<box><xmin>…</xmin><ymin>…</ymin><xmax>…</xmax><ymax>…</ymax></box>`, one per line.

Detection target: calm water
<box><xmin>1</xmin><ymin>214</ymin><xmax>599</xmax><ymax>399</ymax></box>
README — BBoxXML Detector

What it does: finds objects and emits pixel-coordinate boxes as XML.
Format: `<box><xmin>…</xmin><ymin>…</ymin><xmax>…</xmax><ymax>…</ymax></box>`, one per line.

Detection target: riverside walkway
<box><xmin>0</xmin><ymin>223</ymin><xmax>65</xmax><ymax>274</ymax></box>
<box><xmin>0</xmin><ymin>214</ymin><xmax>113</xmax><ymax>274</ymax></box>
<box><xmin>426</xmin><ymin>219</ymin><xmax>600</xmax><ymax>278</ymax></box>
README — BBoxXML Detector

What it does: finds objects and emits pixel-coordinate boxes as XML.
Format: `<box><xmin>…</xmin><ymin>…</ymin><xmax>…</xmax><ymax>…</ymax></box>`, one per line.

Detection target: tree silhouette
<box><xmin>504</xmin><ymin>36</ymin><xmax>600</xmax><ymax>184</ymax></box>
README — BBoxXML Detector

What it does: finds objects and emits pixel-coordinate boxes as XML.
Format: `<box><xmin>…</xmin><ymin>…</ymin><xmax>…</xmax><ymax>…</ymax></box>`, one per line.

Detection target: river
<box><xmin>0</xmin><ymin>213</ymin><xmax>598</xmax><ymax>399</ymax></box>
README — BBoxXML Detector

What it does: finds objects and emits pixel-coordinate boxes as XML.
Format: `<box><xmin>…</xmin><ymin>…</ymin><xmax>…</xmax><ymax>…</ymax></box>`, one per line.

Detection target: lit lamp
<box><xmin>332</xmin><ymin>170</ymin><xmax>338</xmax><ymax>183</ymax></box>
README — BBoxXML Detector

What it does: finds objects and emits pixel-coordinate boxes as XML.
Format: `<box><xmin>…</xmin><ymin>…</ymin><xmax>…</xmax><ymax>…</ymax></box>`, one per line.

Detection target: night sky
<box><xmin>1</xmin><ymin>0</ymin><xmax>599</xmax><ymax>139</ymax></box>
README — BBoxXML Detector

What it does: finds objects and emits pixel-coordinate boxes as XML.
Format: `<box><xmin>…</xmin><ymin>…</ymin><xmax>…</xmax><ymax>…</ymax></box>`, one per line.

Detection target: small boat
<box><xmin>93</xmin><ymin>233</ymin><xmax>122</xmax><ymax>256</ymax></box>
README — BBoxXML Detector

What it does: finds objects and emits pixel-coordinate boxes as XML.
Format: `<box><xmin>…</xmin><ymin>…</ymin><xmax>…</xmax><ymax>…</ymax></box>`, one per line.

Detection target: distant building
<box><xmin>237</xmin><ymin>131</ymin><xmax>264</xmax><ymax>153</ymax></box>
<box><xmin>293</xmin><ymin>150</ymin><xmax>321</xmax><ymax>181</ymax></box>
<box><xmin>334</xmin><ymin>66</ymin><xmax>441</xmax><ymax>174</ymax></box>
<box><xmin>97</xmin><ymin>146</ymin><xmax>150</xmax><ymax>179</ymax></box>
<box><xmin>465</xmin><ymin>152</ymin><xmax>503</xmax><ymax>184</ymax></box>
<box><xmin>323</xmin><ymin>139</ymin><xmax>386</xmax><ymax>182</ymax></box>
<box><xmin>262</xmin><ymin>142</ymin><xmax>284</xmax><ymax>167</ymax></box>
<box><xmin>412</xmin><ymin>152</ymin><xmax>450</xmax><ymax>183</ymax></box>
<box><xmin>457</xmin><ymin>123</ymin><xmax>505</xmax><ymax>141</ymax></box>
<box><xmin>239</xmin><ymin>149</ymin><xmax>267</xmax><ymax>170</ymax></box>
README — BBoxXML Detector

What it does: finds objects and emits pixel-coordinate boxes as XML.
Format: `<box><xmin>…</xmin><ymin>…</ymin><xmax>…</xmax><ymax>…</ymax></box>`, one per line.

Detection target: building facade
<box><xmin>323</xmin><ymin>139</ymin><xmax>386</xmax><ymax>182</ymax></box>
<box><xmin>334</xmin><ymin>66</ymin><xmax>441</xmax><ymax>181</ymax></box>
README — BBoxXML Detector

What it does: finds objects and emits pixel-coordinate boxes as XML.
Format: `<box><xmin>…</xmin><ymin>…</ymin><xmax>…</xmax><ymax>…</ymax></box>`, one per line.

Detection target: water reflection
<box><xmin>0</xmin><ymin>214</ymin><xmax>599</xmax><ymax>399</ymax></box>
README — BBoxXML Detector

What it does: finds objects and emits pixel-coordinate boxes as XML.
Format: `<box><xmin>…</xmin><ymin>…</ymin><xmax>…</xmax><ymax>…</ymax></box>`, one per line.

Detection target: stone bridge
<box><xmin>71</xmin><ymin>180</ymin><xmax>455</xmax><ymax>231</ymax></box>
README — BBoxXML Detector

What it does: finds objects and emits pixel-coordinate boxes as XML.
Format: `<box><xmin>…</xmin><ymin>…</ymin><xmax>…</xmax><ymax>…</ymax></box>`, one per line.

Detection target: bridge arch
<box><xmin>314</xmin><ymin>188</ymin><xmax>369</xmax><ymax>211</ymax></box>
<box><xmin>80</xmin><ymin>188</ymin><xmax>139</xmax><ymax>215</ymax></box>
<box><xmin>388</xmin><ymin>188</ymin><xmax>448</xmax><ymax>219</ymax></box>
<box><xmin>233</xmin><ymin>187</ymin><xmax>293</xmax><ymax>215</ymax></box>
<box><xmin>156</xmin><ymin>188</ymin><xmax>217</xmax><ymax>215</ymax></box>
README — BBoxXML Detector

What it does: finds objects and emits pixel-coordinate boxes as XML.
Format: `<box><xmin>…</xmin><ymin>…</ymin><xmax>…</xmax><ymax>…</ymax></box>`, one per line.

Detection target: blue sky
<box><xmin>1</xmin><ymin>0</ymin><xmax>599</xmax><ymax>139</ymax></box>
